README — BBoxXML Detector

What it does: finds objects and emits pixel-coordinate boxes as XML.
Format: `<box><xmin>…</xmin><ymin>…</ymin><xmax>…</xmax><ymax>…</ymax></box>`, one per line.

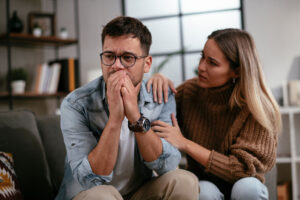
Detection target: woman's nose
<box><xmin>198</xmin><ymin>61</ymin><xmax>206</xmax><ymax>72</ymax></box>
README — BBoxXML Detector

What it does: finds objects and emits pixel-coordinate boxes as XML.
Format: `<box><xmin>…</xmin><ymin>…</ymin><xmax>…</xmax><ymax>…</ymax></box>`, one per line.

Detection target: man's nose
<box><xmin>112</xmin><ymin>56</ymin><xmax>125</xmax><ymax>71</ymax></box>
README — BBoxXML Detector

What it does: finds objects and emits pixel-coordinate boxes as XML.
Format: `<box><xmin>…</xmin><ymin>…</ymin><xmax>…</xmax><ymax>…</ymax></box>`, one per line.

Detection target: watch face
<box><xmin>142</xmin><ymin>118</ymin><xmax>151</xmax><ymax>132</ymax></box>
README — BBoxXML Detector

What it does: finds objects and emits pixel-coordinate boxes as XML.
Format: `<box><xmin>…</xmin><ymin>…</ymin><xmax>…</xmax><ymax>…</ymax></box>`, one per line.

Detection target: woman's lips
<box><xmin>198</xmin><ymin>74</ymin><xmax>207</xmax><ymax>80</ymax></box>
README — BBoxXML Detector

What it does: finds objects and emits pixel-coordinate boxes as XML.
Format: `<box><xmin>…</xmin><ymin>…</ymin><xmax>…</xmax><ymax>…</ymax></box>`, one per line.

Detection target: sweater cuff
<box><xmin>205</xmin><ymin>150</ymin><xmax>233</xmax><ymax>183</ymax></box>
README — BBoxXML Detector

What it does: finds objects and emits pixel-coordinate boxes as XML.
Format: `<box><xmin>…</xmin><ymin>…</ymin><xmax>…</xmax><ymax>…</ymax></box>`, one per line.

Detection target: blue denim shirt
<box><xmin>55</xmin><ymin>76</ymin><xmax>181</xmax><ymax>200</ymax></box>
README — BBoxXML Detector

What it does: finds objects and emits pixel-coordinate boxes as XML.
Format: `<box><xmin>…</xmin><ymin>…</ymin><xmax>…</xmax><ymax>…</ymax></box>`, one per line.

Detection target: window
<box><xmin>124</xmin><ymin>0</ymin><xmax>243</xmax><ymax>86</ymax></box>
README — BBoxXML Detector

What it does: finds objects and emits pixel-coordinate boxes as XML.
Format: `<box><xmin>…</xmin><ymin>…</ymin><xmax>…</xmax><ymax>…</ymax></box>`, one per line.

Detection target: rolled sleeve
<box><xmin>144</xmin><ymin>138</ymin><xmax>181</xmax><ymax>175</ymax></box>
<box><xmin>61</xmin><ymin>98</ymin><xmax>112</xmax><ymax>188</ymax></box>
<box><xmin>77</xmin><ymin>156</ymin><xmax>113</xmax><ymax>187</ymax></box>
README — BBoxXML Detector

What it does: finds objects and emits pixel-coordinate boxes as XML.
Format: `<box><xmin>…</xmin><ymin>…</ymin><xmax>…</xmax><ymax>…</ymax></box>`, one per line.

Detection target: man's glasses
<box><xmin>100</xmin><ymin>52</ymin><xmax>147</xmax><ymax>68</ymax></box>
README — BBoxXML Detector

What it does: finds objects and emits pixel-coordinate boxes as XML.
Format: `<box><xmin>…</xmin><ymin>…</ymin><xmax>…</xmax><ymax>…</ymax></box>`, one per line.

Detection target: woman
<box><xmin>148</xmin><ymin>28</ymin><xmax>281</xmax><ymax>200</ymax></box>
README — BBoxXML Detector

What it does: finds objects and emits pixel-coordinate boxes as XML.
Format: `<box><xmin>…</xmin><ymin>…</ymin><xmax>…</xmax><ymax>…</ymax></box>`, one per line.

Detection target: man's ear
<box><xmin>144</xmin><ymin>56</ymin><xmax>152</xmax><ymax>73</ymax></box>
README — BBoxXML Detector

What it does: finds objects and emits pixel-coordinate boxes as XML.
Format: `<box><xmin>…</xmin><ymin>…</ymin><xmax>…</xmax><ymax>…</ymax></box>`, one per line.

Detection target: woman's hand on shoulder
<box><xmin>146</xmin><ymin>73</ymin><xmax>177</xmax><ymax>104</ymax></box>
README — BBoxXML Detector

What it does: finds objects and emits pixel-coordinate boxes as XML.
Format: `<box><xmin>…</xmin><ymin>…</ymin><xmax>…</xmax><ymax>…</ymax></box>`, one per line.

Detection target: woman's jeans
<box><xmin>198</xmin><ymin>177</ymin><xmax>268</xmax><ymax>200</ymax></box>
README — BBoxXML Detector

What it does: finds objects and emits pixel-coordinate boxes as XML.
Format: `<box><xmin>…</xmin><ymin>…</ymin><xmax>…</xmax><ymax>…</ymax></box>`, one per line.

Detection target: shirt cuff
<box><xmin>144</xmin><ymin>138</ymin><xmax>181</xmax><ymax>175</ymax></box>
<box><xmin>78</xmin><ymin>156</ymin><xmax>113</xmax><ymax>187</ymax></box>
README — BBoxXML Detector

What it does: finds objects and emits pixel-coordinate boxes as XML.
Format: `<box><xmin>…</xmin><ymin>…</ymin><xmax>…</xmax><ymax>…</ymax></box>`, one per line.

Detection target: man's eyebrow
<box><xmin>102</xmin><ymin>51</ymin><xmax>114</xmax><ymax>54</ymax></box>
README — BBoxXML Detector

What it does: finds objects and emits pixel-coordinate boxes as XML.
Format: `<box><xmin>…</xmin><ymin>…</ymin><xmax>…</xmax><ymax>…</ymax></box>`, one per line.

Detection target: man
<box><xmin>56</xmin><ymin>16</ymin><xmax>199</xmax><ymax>200</ymax></box>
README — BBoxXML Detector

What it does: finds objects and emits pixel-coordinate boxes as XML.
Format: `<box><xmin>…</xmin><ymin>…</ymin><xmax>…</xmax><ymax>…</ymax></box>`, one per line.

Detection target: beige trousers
<box><xmin>73</xmin><ymin>169</ymin><xmax>199</xmax><ymax>200</ymax></box>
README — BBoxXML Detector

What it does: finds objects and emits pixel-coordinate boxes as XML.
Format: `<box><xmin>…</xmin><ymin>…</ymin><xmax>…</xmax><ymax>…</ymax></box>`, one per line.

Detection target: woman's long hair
<box><xmin>208</xmin><ymin>28</ymin><xmax>281</xmax><ymax>134</ymax></box>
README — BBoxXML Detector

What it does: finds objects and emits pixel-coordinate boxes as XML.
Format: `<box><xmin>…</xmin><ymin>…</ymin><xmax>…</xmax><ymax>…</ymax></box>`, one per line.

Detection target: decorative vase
<box><xmin>9</xmin><ymin>11</ymin><xmax>24</xmax><ymax>33</ymax></box>
<box><xmin>11</xmin><ymin>80</ymin><xmax>26</xmax><ymax>94</ymax></box>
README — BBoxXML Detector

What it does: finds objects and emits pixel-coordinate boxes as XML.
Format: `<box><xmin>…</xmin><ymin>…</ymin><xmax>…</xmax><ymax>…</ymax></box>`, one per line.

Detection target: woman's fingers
<box><xmin>146</xmin><ymin>78</ymin><xmax>153</xmax><ymax>93</ymax></box>
<box><xmin>157</xmin><ymin>78</ymin><xmax>163</xmax><ymax>104</ymax></box>
<box><xmin>163</xmin><ymin>79</ymin><xmax>169</xmax><ymax>103</ymax></box>
<box><xmin>151</xmin><ymin>120</ymin><xmax>169</xmax><ymax>127</ymax></box>
<box><xmin>151</xmin><ymin>125</ymin><xmax>167</xmax><ymax>132</ymax></box>
<box><xmin>171</xmin><ymin>113</ymin><xmax>179</xmax><ymax>127</ymax></box>
<box><xmin>168</xmin><ymin>79</ymin><xmax>177</xmax><ymax>94</ymax></box>
<box><xmin>155</xmin><ymin>132</ymin><xmax>168</xmax><ymax>138</ymax></box>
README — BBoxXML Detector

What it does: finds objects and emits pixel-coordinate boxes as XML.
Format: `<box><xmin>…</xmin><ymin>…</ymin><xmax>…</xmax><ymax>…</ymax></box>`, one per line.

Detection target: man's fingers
<box><xmin>134</xmin><ymin>82</ymin><xmax>142</xmax><ymax>94</ymax></box>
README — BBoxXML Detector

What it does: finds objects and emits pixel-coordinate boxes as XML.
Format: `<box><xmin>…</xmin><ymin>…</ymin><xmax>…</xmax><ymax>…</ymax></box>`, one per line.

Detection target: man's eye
<box><xmin>105</xmin><ymin>54</ymin><xmax>115</xmax><ymax>60</ymax></box>
<box><xmin>122</xmin><ymin>55</ymin><xmax>134</xmax><ymax>62</ymax></box>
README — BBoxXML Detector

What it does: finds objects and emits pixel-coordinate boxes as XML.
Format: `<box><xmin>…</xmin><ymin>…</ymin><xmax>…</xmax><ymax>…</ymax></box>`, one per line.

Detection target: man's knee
<box><xmin>74</xmin><ymin>185</ymin><xmax>122</xmax><ymax>200</ymax></box>
<box><xmin>231</xmin><ymin>177</ymin><xmax>268</xmax><ymax>200</ymax></box>
<box><xmin>161</xmin><ymin>169</ymin><xmax>199</xmax><ymax>198</ymax></box>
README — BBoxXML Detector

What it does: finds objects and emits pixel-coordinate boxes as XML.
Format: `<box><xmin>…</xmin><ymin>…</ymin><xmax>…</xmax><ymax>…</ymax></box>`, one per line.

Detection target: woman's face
<box><xmin>197</xmin><ymin>39</ymin><xmax>238</xmax><ymax>88</ymax></box>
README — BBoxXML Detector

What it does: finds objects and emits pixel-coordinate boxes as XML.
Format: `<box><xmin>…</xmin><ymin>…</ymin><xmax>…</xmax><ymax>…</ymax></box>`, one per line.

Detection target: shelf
<box><xmin>280</xmin><ymin>106</ymin><xmax>300</xmax><ymax>114</ymax></box>
<box><xmin>0</xmin><ymin>92</ymin><xmax>67</xmax><ymax>99</ymax></box>
<box><xmin>0</xmin><ymin>33</ymin><xmax>78</xmax><ymax>47</ymax></box>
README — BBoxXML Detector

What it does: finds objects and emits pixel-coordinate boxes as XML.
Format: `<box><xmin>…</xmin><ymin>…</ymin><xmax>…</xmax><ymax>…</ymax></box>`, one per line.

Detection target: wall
<box><xmin>243</xmin><ymin>0</ymin><xmax>300</xmax><ymax>103</ymax></box>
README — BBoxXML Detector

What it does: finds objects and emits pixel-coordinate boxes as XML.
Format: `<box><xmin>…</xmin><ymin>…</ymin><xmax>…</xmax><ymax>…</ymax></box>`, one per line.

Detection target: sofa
<box><xmin>0</xmin><ymin>110</ymin><xmax>277</xmax><ymax>200</ymax></box>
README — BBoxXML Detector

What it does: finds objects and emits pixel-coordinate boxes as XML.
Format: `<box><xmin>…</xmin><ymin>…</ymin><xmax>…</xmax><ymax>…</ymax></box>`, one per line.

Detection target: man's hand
<box><xmin>106</xmin><ymin>71</ymin><xmax>126</xmax><ymax>123</ymax></box>
<box><xmin>121</xmin><ymin>75</ymin><xmax>141</xmax><ymax>123</ymax></box>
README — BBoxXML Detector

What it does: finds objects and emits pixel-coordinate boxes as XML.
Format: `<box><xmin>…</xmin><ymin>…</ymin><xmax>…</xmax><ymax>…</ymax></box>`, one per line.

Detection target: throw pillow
<box><xmin>0</xmin><ymin>152</ymin><xmax>22</xmax><ymax>200</ymax></box>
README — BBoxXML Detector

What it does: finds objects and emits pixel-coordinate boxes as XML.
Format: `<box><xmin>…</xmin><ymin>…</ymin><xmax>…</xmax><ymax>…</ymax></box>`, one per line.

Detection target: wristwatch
<box><xmin>128</xmin><ymin>114</ymin><xmax>151</xmax><ymax>133</ymax></box>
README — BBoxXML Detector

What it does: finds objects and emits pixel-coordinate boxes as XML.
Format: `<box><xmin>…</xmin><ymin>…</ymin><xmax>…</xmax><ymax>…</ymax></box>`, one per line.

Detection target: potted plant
<box><xmin>11</xmin><ymin>68</ymin><xmax>28</xmax><ymax>94</ymax></box>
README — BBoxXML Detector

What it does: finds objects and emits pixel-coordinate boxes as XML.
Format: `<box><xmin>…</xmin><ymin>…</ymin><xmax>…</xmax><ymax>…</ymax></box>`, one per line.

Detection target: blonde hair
<box><xmin>208</xmin><ymin>29</ymin><xmax>281</xmax><ymax>134</ymax></box>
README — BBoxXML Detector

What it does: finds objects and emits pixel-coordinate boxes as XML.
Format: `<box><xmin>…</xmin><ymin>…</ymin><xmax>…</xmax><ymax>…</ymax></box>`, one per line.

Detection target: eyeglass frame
<box><xmin>99</xmin><ymin>51</ymin><xmax>148</xmax><ymax>68</ymax></box>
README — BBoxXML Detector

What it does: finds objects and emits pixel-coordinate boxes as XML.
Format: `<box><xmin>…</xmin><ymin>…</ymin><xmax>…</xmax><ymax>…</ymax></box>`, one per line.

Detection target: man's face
<box><xmin>101</xmin><ymin>35</ymin><xmax>152</xmax><ymax>86</ymax></box>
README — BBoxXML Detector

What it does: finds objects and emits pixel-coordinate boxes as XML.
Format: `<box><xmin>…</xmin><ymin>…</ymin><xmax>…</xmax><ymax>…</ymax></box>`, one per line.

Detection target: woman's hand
<box><xmin>146</xmin><ymin>73</ymin><xmax>177</xmax><ymax>104</ymax></box>
<box><xmin>151</xmin><ymin>113</ymin><xmax>187</xmax><ymax>151</ymax></box>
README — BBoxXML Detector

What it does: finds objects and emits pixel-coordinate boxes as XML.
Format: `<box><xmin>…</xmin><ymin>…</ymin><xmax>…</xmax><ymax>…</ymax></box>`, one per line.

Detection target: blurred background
<box><xmin>1</xmin><ymin>0</ymin><xmax>300</xmax><ymax>199</ymax></box>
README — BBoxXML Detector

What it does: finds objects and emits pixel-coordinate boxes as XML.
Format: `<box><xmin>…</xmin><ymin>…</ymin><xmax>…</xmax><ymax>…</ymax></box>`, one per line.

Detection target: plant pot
<box><xmin>33</xmin><ymin>28</ymin><xmax>42</xmax><ymax>37</ymax></box>
<box><xmin>11</xmin><ymin>80</ymin><xmax>26</xmax><ymax>94</ymax></box>
<box><xmin>59</xmin><ymin>30</ymin><xmax>68</xmax><ymax>39</ymax></box>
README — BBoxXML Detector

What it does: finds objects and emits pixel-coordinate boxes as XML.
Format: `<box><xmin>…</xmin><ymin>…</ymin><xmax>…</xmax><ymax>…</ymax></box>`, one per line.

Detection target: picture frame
<box><xmin>28</xmin><ymin>12</ymin><xmax>56</xmax><ymax>36</ymax></box>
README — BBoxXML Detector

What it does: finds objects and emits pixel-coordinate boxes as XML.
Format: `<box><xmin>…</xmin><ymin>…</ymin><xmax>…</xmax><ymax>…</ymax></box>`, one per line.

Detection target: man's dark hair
<box><xmin>101</xmin><ymin>16</ymin><xmax>152</xmax><ymax>55</ymax></box>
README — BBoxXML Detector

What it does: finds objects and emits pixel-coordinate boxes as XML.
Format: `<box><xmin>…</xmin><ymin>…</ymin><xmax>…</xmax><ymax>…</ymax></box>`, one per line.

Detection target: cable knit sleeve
<box><xmin>205</xmin><ymin>114</ymin><xmax>277</xmax><ymax>183</ymax></box>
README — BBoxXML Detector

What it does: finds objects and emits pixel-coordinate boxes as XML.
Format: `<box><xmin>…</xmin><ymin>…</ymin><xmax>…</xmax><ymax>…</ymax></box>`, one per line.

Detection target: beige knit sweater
<box><xmin>176</xmin><ymin>78</ymin><xmax>277</xmax><ymax>197</ymax></box>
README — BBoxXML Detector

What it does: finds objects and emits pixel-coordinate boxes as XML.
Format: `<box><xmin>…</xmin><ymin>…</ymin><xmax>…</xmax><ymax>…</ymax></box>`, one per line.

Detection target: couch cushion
<box><xmin>37</xmin><ymin>115</ymin><xmax>66</xmax><ymax>194</ymax></box>
<box><xmin>0</xmin><ymin>110</ymin><xmax>54</xmax><ymax>200</ymax></box>
<box><xmin>0</xmin><ymin>152</ymin><xmax>23</xmax><ymax>200</ymax></box>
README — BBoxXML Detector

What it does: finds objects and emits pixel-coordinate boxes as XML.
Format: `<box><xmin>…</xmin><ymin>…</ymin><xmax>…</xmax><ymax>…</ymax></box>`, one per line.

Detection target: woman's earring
<box><xmin>233</xmin><ymin>78</ymin><xmax>236</xmax><ymax>84</ymax></box>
